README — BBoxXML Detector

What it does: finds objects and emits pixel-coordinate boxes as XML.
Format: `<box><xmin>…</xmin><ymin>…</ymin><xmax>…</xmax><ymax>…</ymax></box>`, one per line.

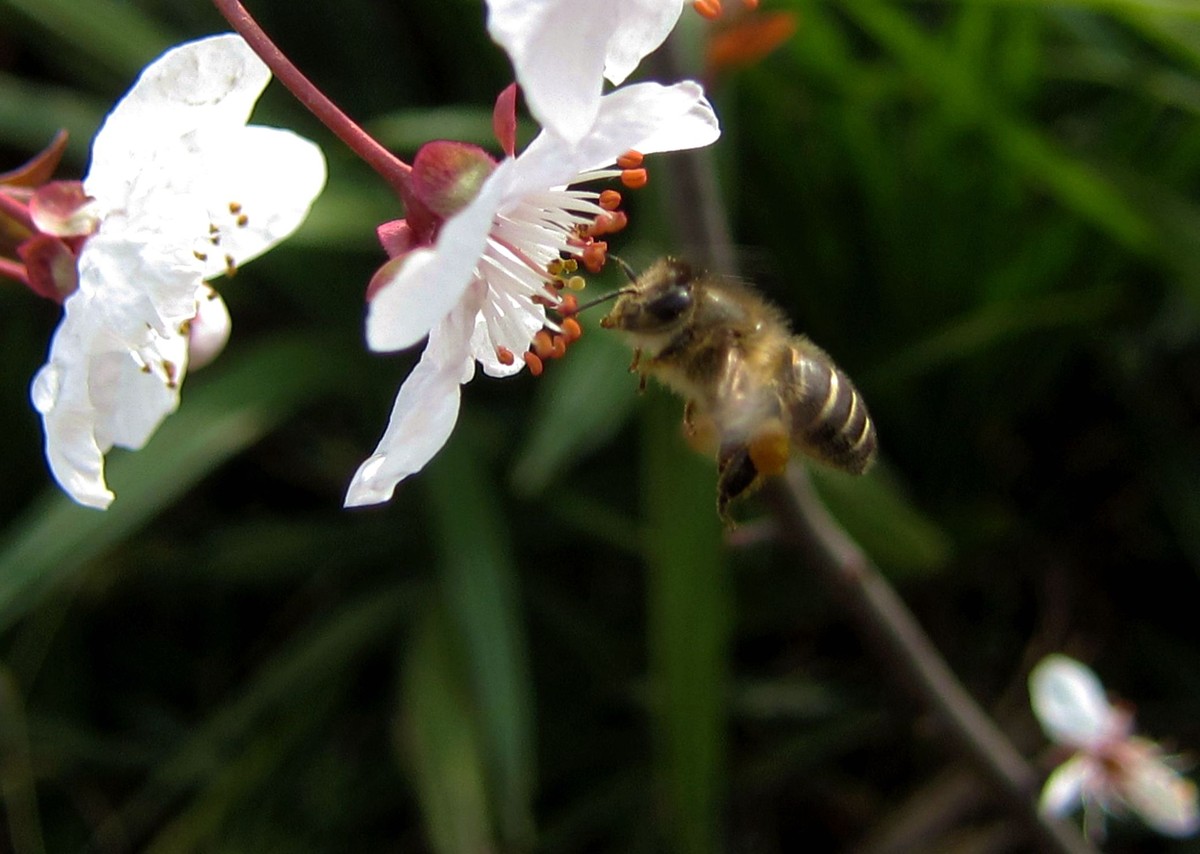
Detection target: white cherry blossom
<box><xmin>1030</xmin><ymin>654</ymin><xmax>1200</xmax><ymax>840</ymax></box>
<box><xmin>345</xmin><ymin>80</ymin><xmax>719</xmax><ymax>507</ymax></box>
<box><xmin>485</xmin><ymin>0</ymin><xmax>688</xmax><ymax>142</ymax></box>
<box><xmin>31</xmin><ymin>34</ymin><xmax>326</xmax><ymax>509</ymax></box>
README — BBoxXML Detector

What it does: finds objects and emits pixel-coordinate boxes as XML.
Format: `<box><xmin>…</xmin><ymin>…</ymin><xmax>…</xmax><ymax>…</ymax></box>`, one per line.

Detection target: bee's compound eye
<box><xmin>647</xmin><ymin>285</ymin><xmax>693</xmax><ymax>322</ymax></box>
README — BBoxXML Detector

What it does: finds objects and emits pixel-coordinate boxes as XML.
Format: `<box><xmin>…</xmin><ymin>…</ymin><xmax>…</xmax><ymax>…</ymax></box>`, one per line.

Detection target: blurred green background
<box><xmin>1</xmin><ymin>0</ymin><xmax>1199</xmax><ymax>851</ymax></box>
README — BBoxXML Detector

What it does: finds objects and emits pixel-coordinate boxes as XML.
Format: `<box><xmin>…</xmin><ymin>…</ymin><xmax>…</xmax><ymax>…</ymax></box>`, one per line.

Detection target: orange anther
<box><xmin>616</xmin><ymin>151</ymin><xmax>644</xmax><ymax>170</ymax></box>
<box><xmin>550</xmin><ymin>335</ymin><xmax>567</xmax><ymax>359</ymax></box>
<box><xmin>620</xmin><ymin>168</ymin><xmax>648</xmax><ymax>189</ymax></box>
<box><xmin>693</xmin><ymin>0</ymin><xmax>721</xmax><ymax>20</ymax></box>
<box><xmin>598</xmin><ymin>189</ymin><xmax>622</xmax><ymax>210</ymax></box>
<box><xmin>558</xmin><ymin>293</ymin><xmax>579</xmax><ymax>315</ymax></box>
<box><xmin>533</xmin><ymin>330</ymin><xmax>554</xmax><ymax>359</ymax></box>
<box><xmin>743</xmin><ymin>0</ymin><xmax>759</xmax><ymax>8</ymax></box>
<box><xmin>496</xmin><ymin>346</ymin><xmax>515</xmax><ymax>366</ymax></box>
<box><xmin>582</xmin><ymin>241</ymin><xmax>608</xmax><ymax>273</ymax></box>
<box><xmin>562</xmin><ymin>317</ymin><xmax>582</xmax><ymax>341</ymax></box>
<box><xmin>523</xmin><ymin>351</ymin><xmax>544</xmax><ymax>376</ymax></box>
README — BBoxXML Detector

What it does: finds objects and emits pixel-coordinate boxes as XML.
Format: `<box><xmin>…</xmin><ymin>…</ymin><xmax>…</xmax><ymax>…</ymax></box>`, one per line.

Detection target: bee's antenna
<box><xmin>566</xmin><ymin>287</ymin><xmax>635</xmax><ymax>315</ymax></box>
<box><xmin>608</xmin><ymin>253</ymin><xmax>638</xmax><ymax>283</ymax></box>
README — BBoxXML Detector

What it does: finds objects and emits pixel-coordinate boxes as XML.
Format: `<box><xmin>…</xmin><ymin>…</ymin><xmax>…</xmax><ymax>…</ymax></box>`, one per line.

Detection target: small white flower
<box><xmin>30</xmin><ymin>34</ymin><xmax>326</xmax><ymax>509</ymax></box>
<box><xmin>485</xmin><ymin>0</ymin><xmax>688</xmax><ymax>142</ymax></box>
<box><xmin>1030</xmin><ymin>654</ymin><xmax>1200</xmax><ymax>840</ymax></box>
<box><xmin>345</xmin><ymin>81</ymin><xmax>719</xmax><ymax>507</ymax></box>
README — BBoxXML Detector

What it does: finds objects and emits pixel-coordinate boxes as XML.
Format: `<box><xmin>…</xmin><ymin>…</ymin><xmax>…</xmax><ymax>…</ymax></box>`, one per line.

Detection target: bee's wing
<box><xmin>710</xmin><ymin>339</ymin><xmax>786</xmax><ymax>447</ymax></box>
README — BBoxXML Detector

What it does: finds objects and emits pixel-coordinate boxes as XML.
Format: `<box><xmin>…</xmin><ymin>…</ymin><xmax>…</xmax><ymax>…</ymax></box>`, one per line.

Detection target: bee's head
<box><xmin>600</xmin><ymin>258</ymin><xmax>697</xmax><ymax>336</ymax></box>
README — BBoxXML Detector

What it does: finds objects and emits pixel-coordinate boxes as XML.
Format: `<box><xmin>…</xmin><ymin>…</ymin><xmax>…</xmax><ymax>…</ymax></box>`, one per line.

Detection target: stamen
<box><xmin>523</xmin><ymin>351</ymin><xmax>544</xmax><ymax>376</ymax></box>
<box><xmin>224</xmin><ymin>254</ymin><xmax>238</xmax><ymax>276</ymax></box>
<box><xmin>588</xmin><ymin>210</ymin><xmax>627</xmax><ymax>237</ymax></box>
<box><xmin>566</xmin><ymin>275</ymin><xmax>586</xmax><ymax>291</ymax></box>
<box><xmin>743</xmin><ymin>0</ymin><xmax>759</xmax><ymax>8</ymax></box>
<box><xmin>550</xmin><ymin>335</ymin><xmax>567</xmax><ymax>359</ymax></box>
<box><xmin>532</xmin><ymin>330</ymin><xmax>554</xmax><ymax>360</ymax></box>
<box><xmin>599</xmin><ymin>190</ymin><xmax>622</xmax><ymax>210</ymax></box>
<box><xmin>193</xmin><ymin>250</ymin><xmax>208</xmax><ymax>261</ymax></box>
<box><xmin>164</xmin><ymin>360</ymin><xmax>179</xmax><ymax>389</ymax></box>
<box><xmin>558</xmin><ymin>293</ymin><xmax>579</xmax><ymax>315</ymax></box>
<box><xmin>694</xmin><ymin>0</ymin><xmax>722</xmax><ymax>18</ymax></box>
<box><xmin>621</xmin><ymin>169</ymin><xmax>648</xmax><ymax>189</ymax></box>
<box><xmin>616</xmin><ymin>151</ymin><xmax>644</xmax><ymax>169</ymax></box>
<box><xmin>496</xmin><ymin>346</ymin><xmax>515</xmax><ymax>366</ymax></box>
<box><xmin>229</xmin><ymin>202</ymin><xmax>243</xmax><ymax>214</ymax></box>
<box><xmin>562</xmin><ymin>318</ymin><xmax>582</xmax><ymax>341</ymax></box>
<box><xmin>236</xmin><ymin>213</ymin><xmax>249</xmax><ymax>227</ymax></box>
<box><xmin>581</xmin><ymin>241</ymin><xmax>608</xmax><ymax>273</ymax></box>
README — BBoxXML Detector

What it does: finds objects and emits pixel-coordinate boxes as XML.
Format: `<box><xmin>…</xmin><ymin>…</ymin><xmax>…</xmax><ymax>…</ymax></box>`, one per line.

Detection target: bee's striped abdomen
<box><xmin>788</xmin><ymin>343</ymin><xmax>877</xmax><ymax>474</ymax></box>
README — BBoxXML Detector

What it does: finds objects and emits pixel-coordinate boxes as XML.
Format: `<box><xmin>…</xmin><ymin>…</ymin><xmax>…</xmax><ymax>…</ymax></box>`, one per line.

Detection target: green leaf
<box><xmin>641</xmin><ymin>393</ymin><xmax>728</xmax><ymax>854</ymax></box>
<box><xmin>0</xmin><ymin>0</ymin><xmax>173</xmax><ymax>79</ymax></box>
<box><xmin>426</xmin><ymin>437</ymin><xmax>536</xmax><ymax>848</ymax></box>
<box><xmin>398</xmin><ymin>608</ymin><xmax>496</xmax><ymax>854</ymax></box>
<box><xmin>0</xmin><ymin>336</ymin><xmax>347</xmax><ymax>632</ymax></box>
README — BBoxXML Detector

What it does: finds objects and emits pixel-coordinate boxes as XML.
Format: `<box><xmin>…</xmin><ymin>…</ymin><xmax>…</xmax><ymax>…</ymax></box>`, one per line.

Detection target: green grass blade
<box><xmin>426</xmin><ymin>436</ymin><xmax>536</xmax><ymax>847</ymax></box>
<box><xmin>642</xmin><ymin>393</ymin><xmax>728</xmax><ymax>854</ymax></box>
<box><xmin>399</xmin><ymin>607</ymin><xmax>497</xmax><ymax>854</ymax></box>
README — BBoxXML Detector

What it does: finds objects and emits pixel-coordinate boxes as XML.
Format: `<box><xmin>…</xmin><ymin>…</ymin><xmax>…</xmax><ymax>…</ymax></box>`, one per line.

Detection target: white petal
<box><xmin>344</xmin><ymin>303</ymin><xmax>477</xmax><ymax>507</ymax></box>
<box><xmin>177</xmin><ymin>125</ymin><xmax>326</xmax><ymax>280</ymax></box>
<box><xmin>485</xmin><ymin>0</ymin><xmax>608</xmax><ymax>143</ymax></box>
<box><xmin>87</xmin><ymin>35</ymin><xmax>271</xmax><ymax>207</ymax></box>
<box><xmin>514</xmin><ymin>81</ymin><xmax>720</xmax><ymax>194</ymax></box>
<box><xmin>32</xmin><ymin>290</ymin><xmax>188</xmax><ymax>509</ymax></box>
<box><xmin>365</xmin><ymin>161</ymin><xmax>514</xmax><ymax>352</ymax></box>
<box><xmin>187</xmin><ymin>286</ymin><xmax>232</xmax><ymax>370</ymax></box>
<box><xmin>604</xmin><ymin>0</ymin><xmax>689</xmax><ymax>85</ymax></box>
<box><xmin>1030</xmin><ymin>655</ymin><xmax>1118</xmax><ymax>749</ymax></box>
<box><xmin>1121</xmin><ymin>750</ymin><xmax>1200</xmax><ymax>837</ymax></box>
<box><xmin>1039</xmin><ymin>754</ymin><xmax>1093</xmax><ymax>819</ymax></box>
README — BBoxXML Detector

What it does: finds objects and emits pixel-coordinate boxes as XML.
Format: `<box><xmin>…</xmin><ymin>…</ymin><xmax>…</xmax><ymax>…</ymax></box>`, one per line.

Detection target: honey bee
<box><xmin>597</xmin><ymin>257</ymin><xmax>877</xmax><ymax>522</ymax></box>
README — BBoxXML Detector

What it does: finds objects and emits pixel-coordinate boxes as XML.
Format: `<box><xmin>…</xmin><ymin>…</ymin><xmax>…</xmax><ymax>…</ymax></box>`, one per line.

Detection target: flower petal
<box><xmin>604</xmin><ymin>0</ymin><xmax>688</xmax><ymax>85</ymax></box>
<box><xmin>345</xmin><ymin>299</ymin><xmax>478</xmax><ymax>507</ymax></box>
<box><xmin>1121</xmin><ymin>750</ymin><xmax>1200</xmax><ymax>838</ymax></box>
<box><xmin>31</xmin><ymin>289</ymin><xmax>187</xmax><ymax>509</ymax></box>
<box><xmin>485</xmin><ymin>0</ymin><xmax>609</xmax><ymax>143</ymax></box>
<box><xmin>366</xmin><ymin>161</ymin><xmax>514</xmax><ymax>352</ymax></box>
<box><xmin>185</xmin><ymin>125</ymin><xmax>326</xmax><ymax>280</ymax></box>
<box><xmin>87</xmin><ymin>34</ymin><xmax>271</xmax><ymax>207</ymax></box>
<box><xmin>513</xmin><ymin>81</ymin><xmax>720</xmax><ymax>194</ymax></box>
<box><xmin>1039</xmin><ymin>754</ymin><xmax>1092</xmax><ymax>819</ymax></box>
<box><xmin>1030</xmin><ymin>655</ymin><xmax>1118</xmax><ymax>749</ymax></box>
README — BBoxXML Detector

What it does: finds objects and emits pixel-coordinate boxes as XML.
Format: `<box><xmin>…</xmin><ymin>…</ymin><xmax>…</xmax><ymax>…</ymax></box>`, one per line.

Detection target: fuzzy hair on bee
<box><xmin>598</xmin><ymin>257</ymin><xmax>877</xmax><ymax>523</ymax></box>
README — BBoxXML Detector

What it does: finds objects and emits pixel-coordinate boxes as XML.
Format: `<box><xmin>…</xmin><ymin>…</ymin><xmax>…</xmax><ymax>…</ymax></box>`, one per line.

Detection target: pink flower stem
<box><xmin>0</xmin><ymin>257</ymin><xmax>30</xmax><ymax>286</ymax></box>
<box><xmin>210</xmin><ymin>0</ymin><xmax>412</xmax><ymax>193</ymax></box>
<box><xmin>0</xmin><ymin>190</ymin><xmax>35</xmax><ymax>231</ymax></box>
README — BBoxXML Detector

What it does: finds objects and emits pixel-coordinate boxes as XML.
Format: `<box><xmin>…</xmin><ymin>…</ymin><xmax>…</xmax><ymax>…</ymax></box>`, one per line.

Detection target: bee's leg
<box><xmin>716</xmin><ymin>444</ymin><xmax>760</xmax><ymax>526</ymax></box>
<box><xmin>683</xmin><ymin>401</ymin><xmax>718</xmax><ymax>454</ymax></box>
<box><xmin>628</xmin><ymin>348</ymin><xmax>642</xmax><ymax>373</ymax></box>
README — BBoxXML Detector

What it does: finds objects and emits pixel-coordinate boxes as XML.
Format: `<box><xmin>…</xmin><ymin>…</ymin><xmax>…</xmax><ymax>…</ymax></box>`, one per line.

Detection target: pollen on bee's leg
<box><xmin>748</xmin><ymin>421</ymin><xmax>790</xmax><ymax>477</ymax></box>
<box><xmin>496</xmin><ymin>346</ymin><xmax>515</xmax><ymax>366</ymax></box>
<box><xmin>523</xmin><ymin>351</ymin><xmax>544</xmax><ymax>376</ymax></box>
